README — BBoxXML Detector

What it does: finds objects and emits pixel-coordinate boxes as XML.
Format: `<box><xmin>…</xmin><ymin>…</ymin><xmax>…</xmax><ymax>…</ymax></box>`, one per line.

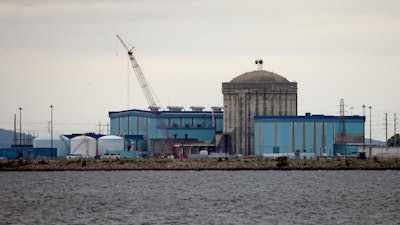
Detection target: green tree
<box><xmin>276</xmin><ymin>156</ymin><xmax>289</xmax><ymax>167</ymax></box>
<box><xmin>387</xmin><ymin>133</ymin><xmax>400</xmax><ymax>146</ymax></box>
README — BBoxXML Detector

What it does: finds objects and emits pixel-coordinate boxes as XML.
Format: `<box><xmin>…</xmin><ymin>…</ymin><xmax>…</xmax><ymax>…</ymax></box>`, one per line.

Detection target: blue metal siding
<box><xmin>305</xmin><ymin>122</ymin><xmax>313</xmax><ymax>153</ymax></box>
<box><xmin>254</xmin><ymin>115</ymin><xmax>365</xmax><ymax>123</ymax></box>
<box><xmin>315</xmin><ymin>122</ymin><xmax>321</xmax><ymax>155</ymax></box>
<box><xmin>345</xmin><ymin>121</ymin><xmax>364</xmax><ymax>134</ymax></box>
<box><xmin>167</xmin><ymin>128</ymin><xmax>215</xmax><ymax>142</ymax></box>
<box><xmin>109</xmin><ymin>109</ymin><xmax>223</xmax><ymax>153</ymax></box>
<box><xmin>277</xmin><ymin>122</ymin><xmax>291</xmax><ymax>153</ymax></box>
<box><xmin>129</xmin><ymin>116</ymin><xmax>137</xmax><ymax>134</ymax></box>
<box><xmin>148</xmin><ymin>117</ymin><xmax>160</xmax><ymax>139</ymax></box>
<box><xmin>139</xmin><ymin>116</ymin><xmax>147</xmax><ymax>134</ymax></box>
<box><xmin>120</xmin><ymin>117</ymin><xmax>127</xmax><ymax>136</ymax></box>
<box><xmin>193</xmin><ymin>117</ymin><xmax>205</xmax><ymax>127</ymax></box>
<box><xmin>255</xmin><ymin>122</ymin><xmax>261</xmax><ymax>155</ymax></box>
<box><xmin>215</xmin><ymin>118</ymin><xmax>223</xmax><ymax>132</ymax></box>
<box><xmin>110</xmin><ymin>118</ymin><xmax>118</xmax><ymax>135</ymax></box>
<box><xmin>325</xmin><ymin>122</ymin><xmax>335</xmax><ymax>155</ymax></box>
<box><xmin>182</xmin><ymin>118</ymin><xmax>191</xmax><ymax>127</ymax></box>
<box><xmin>295</xmin><ymin>122</ymin><xmax>302</xmax><ymax>151</ymax></box>
<box><xmin>0</xmin><ymin>148</ymin><xmax>57</xmax><ymax>160</ymax></box>
<box><xmin>170</xmin><ymin>117</ymin><xmax>180</xmax><ymax>127</ymax></box>
<box><xmin>254</xmin><ymin>115</ymin><xmax>365</xmax><ymax>157</ymax></box>
<box><xmin>204</xmin><ymin>117</ymin><xmax>212</xmax><ymax>127</ymax></box>
<box><xmin>260</xmin><ymin>122</ymin><xmax>275</xmax><ymax>154</ymax></box>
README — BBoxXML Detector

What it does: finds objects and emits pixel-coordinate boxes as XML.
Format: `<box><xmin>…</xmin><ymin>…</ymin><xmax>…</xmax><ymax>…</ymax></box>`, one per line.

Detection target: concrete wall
<box><xmin>222</xmin><ymin>82</ymin><xmax>297</xmax><ymax>156</ymax></box>
<box><xmin>358</xmin><ymin>146</ymin><xmax>400</xmax><ymax>159</ymax></box>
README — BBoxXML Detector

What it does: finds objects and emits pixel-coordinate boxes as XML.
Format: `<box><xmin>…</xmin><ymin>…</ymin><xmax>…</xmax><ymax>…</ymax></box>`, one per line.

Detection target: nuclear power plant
<box><xmin>106</xmin><ymin>56</ymin><xmax>364</xmax><ymax>159</ymax></box>
<box><xmin>0</xmin><ymin>38</ymin><xmax>368</xmax><ymax>159</ymax></box>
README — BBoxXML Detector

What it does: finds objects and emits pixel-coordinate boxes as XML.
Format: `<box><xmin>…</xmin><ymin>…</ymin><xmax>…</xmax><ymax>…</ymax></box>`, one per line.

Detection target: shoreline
<box><xmin>1</xmin><ymin>158</ymin><xmax>400</xmax><ymax>171</ymax></box>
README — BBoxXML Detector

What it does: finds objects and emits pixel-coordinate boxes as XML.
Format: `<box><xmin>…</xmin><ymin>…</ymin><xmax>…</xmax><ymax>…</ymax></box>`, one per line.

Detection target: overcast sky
<box><xmin>0</xmin><ymin>0</ymin><xmax>399</xmax><ymax>141</ymax></box>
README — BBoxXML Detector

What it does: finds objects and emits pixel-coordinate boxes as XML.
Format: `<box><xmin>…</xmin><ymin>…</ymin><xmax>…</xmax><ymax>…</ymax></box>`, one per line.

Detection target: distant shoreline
<box><xmin>1</xmin><ymin>158</ymin><xmax>400</xmax><ymax>171</ymax></box>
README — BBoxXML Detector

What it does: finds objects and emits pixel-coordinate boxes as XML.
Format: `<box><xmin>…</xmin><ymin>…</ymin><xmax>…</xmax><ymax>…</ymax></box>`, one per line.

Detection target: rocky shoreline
<box><xmin>1</xmin><ymin>157</ymin><xmax>400</xmax><ymax>171</ymax></box>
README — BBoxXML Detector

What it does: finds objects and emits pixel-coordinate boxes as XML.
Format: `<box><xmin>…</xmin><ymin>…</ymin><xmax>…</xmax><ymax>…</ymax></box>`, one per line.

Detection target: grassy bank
<box><xmin>1</xmin><ymin>157</ymin><xmax>400</xmax><ymax>171</ymax></box>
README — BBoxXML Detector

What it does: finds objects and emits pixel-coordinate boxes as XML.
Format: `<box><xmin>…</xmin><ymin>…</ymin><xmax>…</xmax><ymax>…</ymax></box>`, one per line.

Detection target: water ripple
<box><xmin>0</xmin><ymin>170</ymin><xmax>399</xmax><ymax>225</ymax></box>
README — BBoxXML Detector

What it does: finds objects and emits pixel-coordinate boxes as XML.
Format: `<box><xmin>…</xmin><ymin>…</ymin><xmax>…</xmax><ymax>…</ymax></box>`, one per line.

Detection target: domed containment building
<box><xmin>222</xmin><ymin>69</ymin><xmax>297</xmax><ymax>156</ymax></box>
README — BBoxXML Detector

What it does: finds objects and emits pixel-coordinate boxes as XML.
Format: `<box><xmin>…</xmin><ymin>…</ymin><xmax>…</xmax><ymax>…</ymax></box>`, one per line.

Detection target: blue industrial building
<box><xmin>109</xmin><ymin>107</ymin><xmax>224</xmax><ymax>157</ymax></box>
<box><xmin>109</xmin><ymin>109</ymin><xmax>366</xmax><ymax>158</ymax></box>
<box><xmin>106</xmin><ymin>68</ymin><xmax>367</xmax><ymax>159</ymax></box>
<box><xmin>254</xmin><ymin>113</ymin><xmax>365</xmax><ymax>157</ymax></box>
<box><xmin>0</xmin><ymin>147</ymin><xmax>57</xmax><ymax>160</ymax></box>
<box><xmin>108</xmin><ymin>66</ymin><xmax>367</xmax><ymax>158</ymax></box>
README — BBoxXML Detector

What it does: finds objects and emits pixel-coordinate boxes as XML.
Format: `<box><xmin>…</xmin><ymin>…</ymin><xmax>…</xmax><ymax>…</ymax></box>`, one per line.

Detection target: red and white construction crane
<box><xmin>116</xmin><ymin>35</ymin><xmax>160</xmax><ymax>111</ymax></box>
<box><xmin>116</xmin><ymin>35</ymin><xmax>183</xmax><ymax>158</ymax></box>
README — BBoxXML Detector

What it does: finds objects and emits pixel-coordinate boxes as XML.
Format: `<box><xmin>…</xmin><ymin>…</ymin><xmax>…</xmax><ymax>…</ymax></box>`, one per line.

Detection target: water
<box><xmin>0</xmin><ymin>170</ymin><xmax>399</xmax><ymax>225</ymax></box>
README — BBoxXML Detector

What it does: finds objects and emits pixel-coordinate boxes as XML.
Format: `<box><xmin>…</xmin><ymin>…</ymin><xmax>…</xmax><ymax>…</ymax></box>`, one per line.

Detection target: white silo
<box><xmin>33</xmin><ymin>133</ymin><xmax>70</xmax><ymax>158</ymax></box>
<box><xmin>70</xmin><ymin>135</ymin><xmax>97</xmax><ymax>158</ymax></box>
<box><xmin>98</xmin><ymin>135</ymin><xmax>124</xmax><ymax>155</ymax></box>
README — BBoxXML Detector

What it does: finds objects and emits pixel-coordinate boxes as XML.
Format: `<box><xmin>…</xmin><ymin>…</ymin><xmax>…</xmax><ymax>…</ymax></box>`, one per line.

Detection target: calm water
<box><xmin>0</xmin><ymin>170</ymin><xmax>399</xmax><ymax>225</ymax></box>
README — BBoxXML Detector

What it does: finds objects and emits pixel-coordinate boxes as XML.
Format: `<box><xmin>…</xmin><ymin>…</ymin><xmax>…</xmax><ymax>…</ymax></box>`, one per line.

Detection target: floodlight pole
<box><xmin>362</xmin><ymin>105</ymin><xmax>365</xmax><ymax>152</ymax></box>
<box><xmin>369</xmin><ymin>106</ymin><xmax>372</xmax><ymax>158</ymax></box>
<box><xmin>50</xmin><ymin>105</ymin><xmax>54</xmax><ymax>158</ymax></box>
<box><xmin>19</xmin><ymin>107</ymin><xmax>22</xmax><ymax>146</ymax></box>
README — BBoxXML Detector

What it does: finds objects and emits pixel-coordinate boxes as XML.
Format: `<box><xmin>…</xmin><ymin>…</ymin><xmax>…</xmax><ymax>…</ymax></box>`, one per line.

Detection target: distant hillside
<box><xmin>365</xmin><ymin>138</ymin><xmax>386</xmax><ymax>146</ymax></box>
<box><xmin>0</xmin><ymin>129</ymin><xmax>34</xmax><ymax>148</ymax></box>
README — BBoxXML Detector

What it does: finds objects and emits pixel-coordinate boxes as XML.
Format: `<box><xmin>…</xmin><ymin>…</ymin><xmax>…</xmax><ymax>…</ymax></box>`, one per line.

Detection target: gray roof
<box><xmin>230</xmin><ymin>70</ymin><xmax>289</xmax><ymax>83</ymax></box>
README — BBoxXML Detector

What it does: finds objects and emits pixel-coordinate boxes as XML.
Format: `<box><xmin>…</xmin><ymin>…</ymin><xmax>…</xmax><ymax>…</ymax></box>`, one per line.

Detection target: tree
<box><xmin>387</xmin><ymin>133</ymin><xmax>400</xmax><ymax>146</ymax></box>
<box><xmin>276</xmin><ymin>156</ymin><xmax>289</xmax><ymax>167</ymax></box>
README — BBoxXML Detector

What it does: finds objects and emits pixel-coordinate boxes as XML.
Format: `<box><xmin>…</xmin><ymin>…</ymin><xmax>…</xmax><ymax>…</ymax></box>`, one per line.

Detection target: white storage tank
<box><xmin>33</xmin><ymin>133</ymin><xmax>70</xmax><ymax>158</ymax></box>
<box><xmin>98</xmin><ymin>135</ymin><xmax>124</xmax><ymax>155</ymax></box>
<box><xmin>70</xmin><ymin>135</ymin><xmax>97</xmax><ymax>158</ymax></box>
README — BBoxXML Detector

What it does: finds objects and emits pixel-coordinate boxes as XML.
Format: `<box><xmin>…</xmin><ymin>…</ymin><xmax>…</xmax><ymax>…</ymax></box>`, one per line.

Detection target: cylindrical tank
<box><xmin>199</xmin><ymin>150</ymin><xmax>208</xmax><ymax>155</ymax></box>
<box><xmin>98</xmin><ymin>135</ymin><xmax>124</xmax><ymax>155</ymax></box>
<box><xmin>33</xmin><ymin>133</ymin><xmax>70</xmax><ymax>158</ymax></box>
<box><xmin>70</xmin><ymin>135</ymin><xmax>97</xmax><ymax>158</ymax></box>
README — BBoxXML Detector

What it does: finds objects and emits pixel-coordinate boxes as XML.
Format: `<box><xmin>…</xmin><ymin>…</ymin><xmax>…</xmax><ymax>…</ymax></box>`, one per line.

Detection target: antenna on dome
<box><xmin>255</xmin><ymin>59</ymin><xmax>263</xmax><ymax>71</ymax></box>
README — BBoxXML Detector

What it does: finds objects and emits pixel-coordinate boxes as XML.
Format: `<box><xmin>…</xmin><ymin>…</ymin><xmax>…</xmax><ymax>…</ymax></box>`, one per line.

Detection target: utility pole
<box><xmin>395</xmin><ymin>113</ymin><xmax>397</xmax><ymax>147</ymax></box>
<box><xmin>19</xmin><ymin>107</ymin><xmax>22</xmax><ymax>146</ymax></box>
<box><xmin>339</xmin><ymin>99</ymin><xmax>346</xmax><ymax>155</ymax></box>
<box><xmin>13</xmin><ymin>114</ymin><xmax>17</xmax><ymax>146</ymax></box>
<box><xmin>97</xmin><ymin>121</ymin><xmax>110</xmax><ymax>135</ymax></box>
<box><xmin>362</xmin><ymin>105</ymin><xmax>366</xmax><ymax>152</ymax></box>
<box><xmin>340</xmin><ymin>99</ymin><xmax>345</xmax><ymax>116</ymax></box>
<box><xmin>385</xmin><ymin>113</ymin><xmax>388</xmax><ymax>146</ymax></box>
<box><xmin>50</xmin><ymin>105</ymin><xmax>54</xmax><ymax>158</ymax></box>
<box><xmin>369</xmin><ymin>106</ymin><xmax>372</xmax><ymax>158</ymax></box>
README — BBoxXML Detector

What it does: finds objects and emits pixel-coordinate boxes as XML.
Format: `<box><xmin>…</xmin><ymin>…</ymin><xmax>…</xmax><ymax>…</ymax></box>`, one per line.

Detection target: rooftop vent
<box><xmin>211</xmin><ymin>106</ymin><xmax>223</xmax><ymax>112</ymax></box>
<box><xmin>167</xmin><ymin>106</ymin><xmax>184</xmax><ymax>111</ymax></box>
<box><xmin>190</xmin><ymin>106</ymin><xmax>205</xmax><ymax>112</ymax></box>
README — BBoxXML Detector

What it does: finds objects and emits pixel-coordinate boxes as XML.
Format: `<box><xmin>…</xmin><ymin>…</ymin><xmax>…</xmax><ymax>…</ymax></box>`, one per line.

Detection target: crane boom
<box><xmin>117</xmin><ymin>35</ymin><xmax>179</xmax><ymax>157</ymax></box>
<box><xmin>116</xmin><ymin>35</ymin><xmax>159</xmax><ymax>111</ymax></box>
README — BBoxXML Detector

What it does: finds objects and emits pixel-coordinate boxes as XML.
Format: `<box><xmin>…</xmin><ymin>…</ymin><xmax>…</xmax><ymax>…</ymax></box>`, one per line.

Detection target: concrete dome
<box><xmin>231</xmin><ymin>70</ymin><xmax>288</xmax><ymax>83</ymax></box>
